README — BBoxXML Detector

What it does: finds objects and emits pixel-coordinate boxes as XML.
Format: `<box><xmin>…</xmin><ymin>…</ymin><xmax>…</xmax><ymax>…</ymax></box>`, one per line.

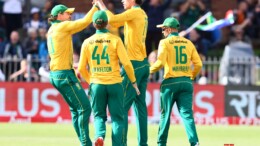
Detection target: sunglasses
<box><xmin>162</xmin><ymin>27</ymin><xmax>168</xmax><ymax>31</ymax></box>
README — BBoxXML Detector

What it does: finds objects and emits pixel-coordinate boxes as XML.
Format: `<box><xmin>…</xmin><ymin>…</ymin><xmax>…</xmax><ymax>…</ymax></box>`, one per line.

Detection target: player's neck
<box><xmin>132</xmin><ymin>4</ymin><xmax>140</xmax><ymax>8</ymax></box>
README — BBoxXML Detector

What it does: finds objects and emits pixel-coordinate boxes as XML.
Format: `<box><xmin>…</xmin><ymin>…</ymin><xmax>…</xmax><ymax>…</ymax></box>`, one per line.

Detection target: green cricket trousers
<box><xmin>122</xmin><ymin>58</ymin><xmax>150</xmax><ymax>146</ymax></box>
<box><xmin>50</xmin><ymin>69</ymin><xmax>92</xmax><ymax>146</ymax></box>
<box><xmin>89</xmin><ymin>83</ymin><xmax>125</xmax><ymax>146</ymax></box>
<box><xmin>157</xmin><ymin>77</ymin><xmax>199</xmax><ymax>146</ymax></box>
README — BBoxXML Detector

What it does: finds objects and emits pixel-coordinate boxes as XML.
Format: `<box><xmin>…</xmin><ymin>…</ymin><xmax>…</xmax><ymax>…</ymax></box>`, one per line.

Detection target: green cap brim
<box><xmin>65</xmin><ymin>8</ymin><xmax>75</xmax><ymax>14</ymax></box>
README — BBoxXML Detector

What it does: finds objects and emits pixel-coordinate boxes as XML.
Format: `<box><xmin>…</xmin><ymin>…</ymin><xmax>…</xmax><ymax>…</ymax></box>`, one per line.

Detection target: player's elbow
<box><xmin>198</xmin><ymin>62</ymin><xmax>203</xmax><ymax>68</ymax></box>
<box><xmin>123</xmin><ymin>62</ymin><xmax>132</xmax><ymax>69</ymax></box>
<box><xmin>195</xmin><ymin>62</ymin><xmax>203</xmax><ymax>70</ymax></box>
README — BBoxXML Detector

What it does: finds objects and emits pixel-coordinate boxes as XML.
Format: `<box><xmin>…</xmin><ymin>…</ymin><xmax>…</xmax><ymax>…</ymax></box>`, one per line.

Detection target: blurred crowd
<box><xmin>0</xmin><ymin>0</ymin><xmax>56</xmax><ymax>82</ymax></box>
<box><xmin>146</xmin><ymin>0</ymin><xmax>260</xmax><ymax>84</ymax></box>
<box><xmin>0</xmin><ymin>0</ymin><xmax>259</xmax><ymax>84</ymax></box>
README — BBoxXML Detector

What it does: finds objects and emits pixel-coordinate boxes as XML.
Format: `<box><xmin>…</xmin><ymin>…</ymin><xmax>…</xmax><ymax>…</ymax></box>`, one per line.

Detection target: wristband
<box><xmin>94</xmin><ymin>4</ymin><xmax>99</xmax><ymax>9</ymax></box>
<box><xmin>132</xmin><ymin>82</ymin><xmax>136</xmax><ymax>84</ymax></box>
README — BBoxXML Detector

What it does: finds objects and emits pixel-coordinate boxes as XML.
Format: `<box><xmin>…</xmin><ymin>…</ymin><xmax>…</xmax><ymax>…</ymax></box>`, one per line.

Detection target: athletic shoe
<box><xmin>94</xmin><ymin>137</ymin><xmax>104</xmax><ymax>146</ymax></box>
<box><xmin>191</xmin><ymin>142</ymin><xmax>200</xmax><ymax>146</ymax></box>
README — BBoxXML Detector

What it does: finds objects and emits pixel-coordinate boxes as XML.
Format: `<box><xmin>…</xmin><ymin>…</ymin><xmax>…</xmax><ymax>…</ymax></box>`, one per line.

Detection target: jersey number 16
<box><xmin>174</xmin><ymin>46</ymin><xmax>187</xmax><ymax>64</ymax></box>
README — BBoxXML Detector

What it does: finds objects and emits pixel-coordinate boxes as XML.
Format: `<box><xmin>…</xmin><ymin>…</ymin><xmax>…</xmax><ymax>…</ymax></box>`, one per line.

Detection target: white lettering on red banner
<box><xmin>0</xmin><ymin>83</ymin><xmax>259</xmax><ymax>125</ymax></box>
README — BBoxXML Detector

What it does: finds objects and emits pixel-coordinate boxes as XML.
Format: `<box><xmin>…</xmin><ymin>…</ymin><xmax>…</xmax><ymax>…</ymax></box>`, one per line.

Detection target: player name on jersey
<box><xmin>172</xmin><ymin>66</ymin><xmax>190</xmax><ymax>72</ymax></box>
<box><xmin>94</xmin><ymin>39</ymin><xmax>111</xmax><ymax>43</ymax></box>
<box><xmin>169</xmin><ymin>40</ymin><xmax>188</xmax><ymax>44</ymax></box>
<box><xmin>92</xmin><ymin>66</ymin><xmax>112</xmax><ymax>72</ymax></box>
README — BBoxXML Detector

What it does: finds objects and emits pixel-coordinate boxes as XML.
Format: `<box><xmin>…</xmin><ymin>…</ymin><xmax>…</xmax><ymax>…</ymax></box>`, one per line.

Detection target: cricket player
<box><xmin>96</xmin><ymin>0</ymin><xmax>149</xmax><ymax>145</ymax></box>
<box><xmin>78</xmin><ymin>10</ymin><xmax>140</xmax><ymax>146</ymax></box>
<box><xmin>47</xmin><ymin>3</ymin><xmax>98</xmax><ymax>146</ymax></box>
<box><xmin>150</xmin><ymin>17</ymin><xmax>202</xmax><ymax>146</ymax></box>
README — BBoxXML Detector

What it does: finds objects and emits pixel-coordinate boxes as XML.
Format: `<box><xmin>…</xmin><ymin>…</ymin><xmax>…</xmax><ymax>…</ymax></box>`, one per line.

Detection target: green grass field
<box><xmin>0</xmin><ymin>123</ymin><xmax>259</xmax><ymax>146</ymax></box>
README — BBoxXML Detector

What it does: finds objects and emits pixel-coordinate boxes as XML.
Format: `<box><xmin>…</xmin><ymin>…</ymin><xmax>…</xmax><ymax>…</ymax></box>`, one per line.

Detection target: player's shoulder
<box><xmin>160</xmin><ymin>37</ymin><xmax>168</xmax><ymax>43</ymax></box>
<box><xmin>160</xmin><ymin>36</ymin><xmax>190</xmax><ymax>47</ymax></box>
<box><xmin>158</xmin><ymin>38</ymin><xmax>169</xmax><ymax>47</ymax></box>
<box><xmin>139</xmin><ymin>7</ymin><xmax>147</xmax><ymax>15</ymax></box>
<box><xmin>86</xmin><ymin>35</ymin><xmax>95</xmax><ymax>41</ymax></box>
<box><xmin>180</xmin><ymin>36</ymin><xmax>193</xmax><ymax>45</ymax></box>
<box><xmin>168</xmin><ymin>35</ymin><xmax>191</xmax><ymax>42</ymax></box>
<box><xmin>59</xmin><ymin>20</ymin><xmax>71</xmax><ymax>27</ymax></box>
<box><xmin>108</xmin><ymin>32</ymin><xmax>121</xmax><ymax>39</ymax></box>
<box><xmin>47</xmin><ymin>26</ymin><xmax>53</xmax><ymax>33</ymax></box>
<box><xmin>103</xmin><ymin>32</ymin><xmax>121</xmax><ymax>43</ymax></box>
<box><xmin>179</xmin><ymin>36</ymin><xmax>192</xmax><ymax>43</ymax></box>
<box><xmin>53</xmin><ymin>21</ymin><xmax>71</xmax><ymax>31</ymax></box>
<box><xmin>129</xmin><ymin>7</ymin><xmax>145</xmax><ymax>13</ymax></box>
<box><xmin>179</xmin><ymin>36</ymin><xmax>191</xmax><ymax>42</ymax></box>
<box><xmin>137</xmin><ymin>6</ymin><xmax>147</xmax><ymax>14</ymax></box>
<box><xmin>82</xmin><ymin>35</ymin><xmax>95</xmax><ymax>46</ymax></box>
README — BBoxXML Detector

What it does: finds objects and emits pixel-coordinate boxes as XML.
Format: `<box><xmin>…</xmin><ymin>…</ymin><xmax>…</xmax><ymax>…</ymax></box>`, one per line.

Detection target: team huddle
<box><xmin>47</xmin><ymin>0</ymin><xmax>202</xmax><ymax>146</ymax></box>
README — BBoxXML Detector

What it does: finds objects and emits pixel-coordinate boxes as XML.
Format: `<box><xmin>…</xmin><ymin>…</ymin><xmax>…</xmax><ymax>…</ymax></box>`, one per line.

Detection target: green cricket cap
<box><xmin>92</xmin><ymin>11</ymin><xmax>108</xmax><ymax>24</ymax></box>
<box><xmin>157</xmin><ymin>17</ymin><xmax>180</xmax><ymax>29</ymax></box>
<box><xmin>51</xmin><ymin>4</ymin><xmax>75</xmax><ymax>17</ymax></box>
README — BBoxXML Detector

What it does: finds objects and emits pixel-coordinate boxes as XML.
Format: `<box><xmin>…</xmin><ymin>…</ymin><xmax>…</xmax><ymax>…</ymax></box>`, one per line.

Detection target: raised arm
<box><xmin>60</xmin><ymin>5</ymin><xmax>98</xmax><ymax>34</ymax></box>
<box><xmin>105</xmin><ymin>10</ymin><xmax>128</xmax><ymax>28</ymax></box>
<box><xmin>96</xmin><ymin>0</ymin><xmax>135</xmax><ymax>27</ymax></box>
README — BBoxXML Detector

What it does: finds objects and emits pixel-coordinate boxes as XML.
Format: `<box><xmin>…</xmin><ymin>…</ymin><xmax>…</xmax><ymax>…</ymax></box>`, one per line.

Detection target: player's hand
<box><xmin>92</xmin><ymin>0</ymin><xmax>99</xmax><ymax>5</ymax></box>
<box><xmin>92</xmin><ymin>0</ymin><xmax>100</xmax><ymax>5</ymax></box>
<box><xmin>92</xmin><ymin>0</ymin><xmax>96</xmax><ymax>5</ymax></box>
<box><xmin>96</xmin><ymin>0</ymin><xmax>106</xmax><ymax>10</ymax></box>
<box><xmin>132</xmin><ymin>82</ymin><xmax>140</xmax><ymax>96</ymax></box>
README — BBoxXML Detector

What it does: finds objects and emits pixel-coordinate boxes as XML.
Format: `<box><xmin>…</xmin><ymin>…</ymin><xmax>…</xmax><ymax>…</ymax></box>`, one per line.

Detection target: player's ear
<box><xmin>57</xmin><ymin>13</ymin><xmax>63</xmax><ymax>20</ymax></box>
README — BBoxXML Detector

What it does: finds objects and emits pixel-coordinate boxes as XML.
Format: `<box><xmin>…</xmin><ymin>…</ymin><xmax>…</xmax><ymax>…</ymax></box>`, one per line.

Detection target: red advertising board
<box><xmin>193</xmin><ymin>85</ymin><xmax>225</xmax><ymax>125</ymax></box>
<box><xmin>0</xmin><ymin>82</ymin><xmax>259</xmax><ymax>125</ymax></box>
<box><xmin>0</xmin><ymin>82</ymin><xmax>71</xmax><ymax>123</ymax></box>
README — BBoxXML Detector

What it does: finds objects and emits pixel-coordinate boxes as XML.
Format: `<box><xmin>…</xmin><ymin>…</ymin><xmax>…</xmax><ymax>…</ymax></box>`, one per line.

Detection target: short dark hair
<box><xmin>93</xmin><ymin>21</ymin><xmax>108</xmax><ymax>30</ymax></box>
<box><xmin>136</xmin><ymin>0</ymin><xmax>143</xmax><ymax>5</ymax></box>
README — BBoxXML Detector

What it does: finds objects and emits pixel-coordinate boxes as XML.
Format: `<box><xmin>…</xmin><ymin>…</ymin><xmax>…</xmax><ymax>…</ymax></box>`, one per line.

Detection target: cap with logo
<box><xmin>92</xmin><ymin>10</ymin><xmax>108</xmax><ymax>24</ymax></box>
<box><xmin>156</xmin><ymin>17</ymin><xmax>180</xmax><ymax>29</ymax></box>
<box><xmin>51</xmin><ymin>4</ymin><xmax>75</xmax><ymax>17</ymax></box>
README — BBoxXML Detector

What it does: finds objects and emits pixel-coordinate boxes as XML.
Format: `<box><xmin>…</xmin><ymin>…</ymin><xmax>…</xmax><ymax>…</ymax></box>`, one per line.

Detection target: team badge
<box><xmin>89</xmin><ymin>40</ymin><xmax>94</xmax><ymax>44</ymax></box>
